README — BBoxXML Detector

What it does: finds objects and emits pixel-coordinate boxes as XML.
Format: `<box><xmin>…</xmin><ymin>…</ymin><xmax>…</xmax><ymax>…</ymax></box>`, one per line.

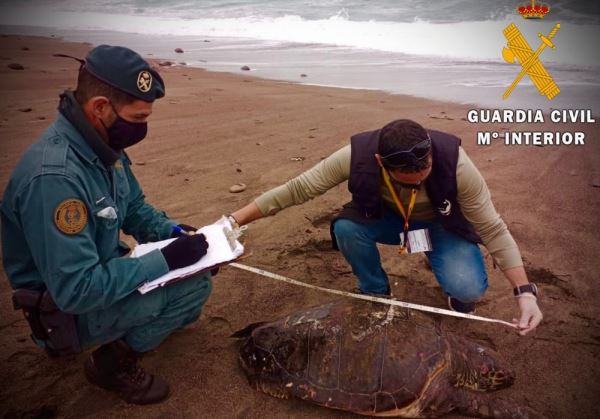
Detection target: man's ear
<box><xmin>88</xmin><ymin>96</ymin><xmax>111</xmax><ymax>120</ymax></box>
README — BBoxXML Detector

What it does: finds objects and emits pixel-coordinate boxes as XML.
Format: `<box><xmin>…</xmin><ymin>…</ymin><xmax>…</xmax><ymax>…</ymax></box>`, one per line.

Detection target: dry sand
<box><xmin>0</xmin><ymin>35</ymin><xmax>599</xmax><ymax>419</ymax></box>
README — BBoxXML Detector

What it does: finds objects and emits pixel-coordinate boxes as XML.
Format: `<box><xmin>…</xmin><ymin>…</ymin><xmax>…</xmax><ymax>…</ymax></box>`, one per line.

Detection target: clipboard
<box><xmin>132</xmin><ymin>219</ymin><xmax>245</xmax><ymax>294</ymax></box>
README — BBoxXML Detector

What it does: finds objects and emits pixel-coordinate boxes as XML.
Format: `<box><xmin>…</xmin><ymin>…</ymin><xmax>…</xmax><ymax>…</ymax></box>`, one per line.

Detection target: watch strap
<box><xmin>513</xmin><ymin>283</ymin><xmax>538</xmax><ymax>297</ymax></box>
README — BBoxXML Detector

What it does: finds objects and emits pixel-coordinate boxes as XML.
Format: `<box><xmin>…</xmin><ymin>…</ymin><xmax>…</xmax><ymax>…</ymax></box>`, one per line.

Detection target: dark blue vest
<box><xmin>331</xmin><ymin>128</ymin><xmax>481</xmax><ymax>247</ymax></box>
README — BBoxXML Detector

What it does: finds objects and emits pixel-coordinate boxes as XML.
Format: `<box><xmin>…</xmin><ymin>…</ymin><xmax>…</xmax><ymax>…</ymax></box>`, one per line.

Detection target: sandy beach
<box><xmin>1</xmin><ymin>35</ymin><xmax>599</xmax><ymax>419</ymax></box>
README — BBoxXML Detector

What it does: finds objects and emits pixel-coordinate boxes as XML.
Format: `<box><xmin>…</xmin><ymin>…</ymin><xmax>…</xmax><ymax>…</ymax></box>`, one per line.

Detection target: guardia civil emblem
<box><xmin>502</xmin><ymin>0</ymin><xmax>560</xmax><ymax>100</ymax></box>
<box><xmin>137</xmin><ymin>70</ymin><xmax>152</xmax><ymax>92</ymax></box>
<box><xmin>502</xmin><ymin>23</ymin><xmax>560</xmax><ymax>100</ymax></box>
<box><xmin>54</xmin><ymin>199</ymin><xmax>88</xmax><ymax>235</ymax></box>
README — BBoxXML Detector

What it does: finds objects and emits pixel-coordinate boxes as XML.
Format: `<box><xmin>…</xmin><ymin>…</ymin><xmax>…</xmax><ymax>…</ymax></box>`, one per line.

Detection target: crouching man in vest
<box><xmin>1</xmin><ymin>45</ymin><xmax>213</xmax><ymax>404</ymax></box>
<box><xmin>230</xmin><ymin>119</ymin><xmax>542</xmax><ymax>335</ymax></box>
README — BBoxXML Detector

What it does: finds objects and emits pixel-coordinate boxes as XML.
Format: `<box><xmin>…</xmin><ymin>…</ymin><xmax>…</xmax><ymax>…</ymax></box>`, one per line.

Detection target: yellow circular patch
<box><xmin>54</xmin><ymin>199</ymin><xmax>88</xmax><ymax>235</ymax></box>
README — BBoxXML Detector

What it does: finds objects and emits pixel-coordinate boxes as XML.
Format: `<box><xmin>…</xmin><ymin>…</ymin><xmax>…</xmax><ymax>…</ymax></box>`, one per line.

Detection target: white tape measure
<box><xmin>229</xmin><ymin>262</ymin><xmax>517</xmax><ymax>329</ymax></box>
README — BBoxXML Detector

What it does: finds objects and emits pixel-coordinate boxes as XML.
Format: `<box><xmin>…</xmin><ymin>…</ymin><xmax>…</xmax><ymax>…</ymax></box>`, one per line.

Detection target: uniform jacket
<box><xmin>1</xmin><ymin>96</ymin><xmax>175</xmax><ymax>314</ymax></box>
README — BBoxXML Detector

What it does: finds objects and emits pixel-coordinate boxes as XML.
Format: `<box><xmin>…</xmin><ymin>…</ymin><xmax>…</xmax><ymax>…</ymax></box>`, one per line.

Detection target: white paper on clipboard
<box><xmin>133</xmin><ymin>218</ymin><xmax>244</xmax><ymax>294</ymax></box>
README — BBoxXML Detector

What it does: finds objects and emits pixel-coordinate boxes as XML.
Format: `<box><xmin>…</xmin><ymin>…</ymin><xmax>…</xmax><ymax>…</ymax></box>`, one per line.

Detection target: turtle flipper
<box><xmin>453</xmin><ymin>390</ymin><xmax>546</xmax><ymax>419</ymax></box>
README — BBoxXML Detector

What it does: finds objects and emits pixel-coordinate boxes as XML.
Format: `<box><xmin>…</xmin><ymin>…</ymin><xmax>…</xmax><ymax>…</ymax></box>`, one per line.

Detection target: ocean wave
<box><xmin>3</xmin><ymin>0</ymin><xmax>598</xmax><ymax>24</ymax></box>
<box><xmin>1</xmin><ymin>5</ymin><xmax>599</xmax><ymax>66</ymax></box>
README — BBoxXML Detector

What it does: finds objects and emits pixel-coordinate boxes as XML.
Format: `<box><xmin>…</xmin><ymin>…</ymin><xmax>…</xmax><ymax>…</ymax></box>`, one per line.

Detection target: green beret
<box><xmin>84</xmin><ymin>45</ymin><xmax>165</xmax><ymax>102</ymax></box>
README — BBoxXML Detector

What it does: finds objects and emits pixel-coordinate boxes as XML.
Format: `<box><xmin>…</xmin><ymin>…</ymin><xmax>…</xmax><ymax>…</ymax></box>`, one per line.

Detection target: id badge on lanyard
<box><xmin>380</xmin><ymin>167</ymin><xmax>433</xmax><ymax>254</ymax></box>
<box><xmin>400</xmin><ymin>229</ymin><xmax>433</xmax><ymax>253</ymax></box>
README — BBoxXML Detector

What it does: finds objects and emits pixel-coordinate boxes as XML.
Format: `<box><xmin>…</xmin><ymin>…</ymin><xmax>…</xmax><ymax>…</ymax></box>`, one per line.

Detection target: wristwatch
<box><xmin>513</xmin><ymin>283</ymin><xmax>538</xmax><ymax>297</ymax></box>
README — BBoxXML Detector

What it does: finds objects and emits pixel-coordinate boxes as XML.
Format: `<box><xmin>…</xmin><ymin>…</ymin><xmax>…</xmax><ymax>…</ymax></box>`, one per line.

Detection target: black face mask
<box><xmin>101</xmin><ymin>103</ymin><xmax>148</xmax><ymax>150</ymax></box>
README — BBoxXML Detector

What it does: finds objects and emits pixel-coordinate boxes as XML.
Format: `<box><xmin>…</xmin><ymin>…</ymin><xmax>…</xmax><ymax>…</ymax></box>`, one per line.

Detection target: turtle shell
<box><xmin>238</xmin><ymin>300</ymin><xmax>459</xmax><ymax>415</ymax></box>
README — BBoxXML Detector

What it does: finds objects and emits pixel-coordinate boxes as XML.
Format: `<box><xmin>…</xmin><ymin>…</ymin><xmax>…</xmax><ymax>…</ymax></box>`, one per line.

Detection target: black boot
<box><xmin>84</xmin><ymin>340</ymin><xmax>170</xmax><ymax>404</ymax></box>
<box><xmin>448</xmin><ymin>296</ymin><xmax>476</xmax><ymax>314</ymax></box>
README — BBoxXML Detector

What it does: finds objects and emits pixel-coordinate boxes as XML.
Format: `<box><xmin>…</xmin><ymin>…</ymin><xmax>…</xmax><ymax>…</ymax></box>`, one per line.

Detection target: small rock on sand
<box><xmin>240</xmin><ymin>65</ymin><xmax>251</xmax><ymax>71</ymax></box>
<box><xmin>158</xmin><ymin>61</ymin><xmax>173</xmax><ymax>67</ymax></box>
<box><xmin>8</xmin><ymin>63</ymin><xmax>24</xmax><ymax>70</ymax></box>
<box><xmin>174</xmin><ymin>48</ymin><xmax>184</xmax><ymax>53</ymax></box>
<box><xmin>18</xmin><ymin>108</ymin><xmax>32</xmax><ymax>112</ymax></box>
<box><xmin>229</xmin><ymin>183</ymin><xmax>247</xmax><ymax>193</ymax></box>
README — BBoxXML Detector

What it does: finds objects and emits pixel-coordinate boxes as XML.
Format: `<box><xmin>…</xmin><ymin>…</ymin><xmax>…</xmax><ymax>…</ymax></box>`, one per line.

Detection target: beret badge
<box><xmin>137</xmin><ymin>70</ymin><xmax>152</xmax><ymax>93</ymax></box>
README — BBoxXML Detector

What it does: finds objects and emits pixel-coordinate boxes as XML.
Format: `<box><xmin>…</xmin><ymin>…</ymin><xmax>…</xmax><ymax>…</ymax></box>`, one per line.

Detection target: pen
<box><xmin>172</xmin><ymin>225</ymin><xmax>195</xmax><ymax>236</ymax></box>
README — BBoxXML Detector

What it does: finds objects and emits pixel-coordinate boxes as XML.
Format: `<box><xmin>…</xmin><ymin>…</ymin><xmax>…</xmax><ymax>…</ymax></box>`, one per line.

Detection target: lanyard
<box><xmin>380</xmin><ymin>167</ymin><xmax>418</xmax><ymax>254</ymax></box>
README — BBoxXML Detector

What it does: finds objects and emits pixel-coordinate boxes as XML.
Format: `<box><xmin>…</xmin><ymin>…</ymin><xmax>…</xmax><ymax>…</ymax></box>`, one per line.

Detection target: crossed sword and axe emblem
<box><xmin>502</xmin><ymin>22</ymin><xmax>561</xmax><ymax>100</ymax></box>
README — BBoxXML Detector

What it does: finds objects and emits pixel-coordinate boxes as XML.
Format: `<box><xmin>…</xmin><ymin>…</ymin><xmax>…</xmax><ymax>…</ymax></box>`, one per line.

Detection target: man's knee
<box><xmin>123</xmin><ymin>276</ymin><xmax>213</xmax><ymax>352</ymax></box>
<box><xmin>333</xmin><ymin>218</ymin><xmax>358</xmax><ymax>240</ymax></box>
<box><xmin>333</xmin><ymin>219</ymin><xmax>371</xmax><ymax>250</ymax></box>
<box><xmin>429</xmin><ymin>239</ymin><xmax>488</xmax><ymax>302</ymax></box>
<box><xmin>432</xmin><ymin>255</ymin><xmax>487</xmax><ymax>302</ymax></box>
<box><xmin>165</xmin><ymin>274</ymin><xmax>212</xmax><ymax>316</ymax></box>
<box><xmin>186</xmin><ymin>275</ymin><xmax>212</xmax><ymax>317</ymax></box>
<box><xmin>454</xmin><ymin>282</ymin><xmax>488</xmax><ymax>302</ymax></box>
<box><xmin>440</xmin><ymin>270</ymin><xmax>488</xmax><ymax>302</ymax></box>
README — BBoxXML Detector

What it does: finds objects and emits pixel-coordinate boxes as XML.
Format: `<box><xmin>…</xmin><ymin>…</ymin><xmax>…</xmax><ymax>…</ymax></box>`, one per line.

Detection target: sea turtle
<box><xmin>234</xmin><ymin>299</ymin><xmax>542</xmax><ymax>418</ymax></box>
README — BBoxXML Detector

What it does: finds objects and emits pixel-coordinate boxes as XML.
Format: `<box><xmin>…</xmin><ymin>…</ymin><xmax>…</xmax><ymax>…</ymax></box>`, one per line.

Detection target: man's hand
<box><xmin>161</xmin><ymin>234</ymin><xmax>209</xmax><ymax>271</ymax></box>
<box><xmin>170</xmin><ymin>223</ymin><xmax>197</xmax><ymax>238</ymax></box>
<box><xmin>513</xmin><ymin>293</ymin><xmax>543</xmax><ymax>336</ymax></box>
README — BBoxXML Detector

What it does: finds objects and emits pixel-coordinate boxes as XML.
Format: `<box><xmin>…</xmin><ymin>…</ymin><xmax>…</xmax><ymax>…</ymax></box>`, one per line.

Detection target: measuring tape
<box><xmin>229</xmin><ymin>262</ymin><xmax>517</xmax><ymax>329</ymax></box>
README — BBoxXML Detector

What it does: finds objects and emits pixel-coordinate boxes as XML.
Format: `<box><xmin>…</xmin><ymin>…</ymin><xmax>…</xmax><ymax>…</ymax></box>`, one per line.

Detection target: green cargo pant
<box><xmin>77</xmin><ymin>273</ymin><xmax>212</xmax><ymax>352</ymax></box>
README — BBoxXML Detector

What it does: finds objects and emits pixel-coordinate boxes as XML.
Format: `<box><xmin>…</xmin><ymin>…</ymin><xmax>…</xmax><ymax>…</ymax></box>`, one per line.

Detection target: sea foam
<box><xmin>1</xmin><ymin>6</ymin><xmax>599</xmax><ymax>66</ymax></box>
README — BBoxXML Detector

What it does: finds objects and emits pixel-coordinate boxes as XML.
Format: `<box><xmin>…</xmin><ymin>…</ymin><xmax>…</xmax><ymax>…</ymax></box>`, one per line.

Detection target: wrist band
<box><xmin>226</xmin><ymin>214</ymin><xmax>239</xmax><ymax>227</ymax></box>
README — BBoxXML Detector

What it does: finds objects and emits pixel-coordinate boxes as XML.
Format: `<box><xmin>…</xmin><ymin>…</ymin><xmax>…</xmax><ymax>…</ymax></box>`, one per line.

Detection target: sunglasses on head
<box><xmin>379</xmin><ymin>135</ymin><xmax>432</xmax><ymax>169</ymax></box>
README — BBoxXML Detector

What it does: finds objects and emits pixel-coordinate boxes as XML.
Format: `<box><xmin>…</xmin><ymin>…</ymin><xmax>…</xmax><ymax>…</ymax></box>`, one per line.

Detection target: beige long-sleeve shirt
<box><xmin>255</xmin><ymin>145</ymin><xmax>522</xmax><ymax>270</ymax></box>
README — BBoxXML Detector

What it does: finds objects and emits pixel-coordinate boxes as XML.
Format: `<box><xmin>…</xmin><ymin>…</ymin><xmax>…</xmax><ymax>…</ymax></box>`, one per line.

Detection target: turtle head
<box><xmin>236</xmin><ymin>324</ymin><xmax>299</xmax><ymax>399</ymax></box>
<box><xmin>455</xmin><ymin>344</ymin><xmax>515</xmax><ymax>392</ymax></box>
<box><xmin>236</xmin><ymin>323</ymin><xmax>299</xmax><ymax>380</ymax></box>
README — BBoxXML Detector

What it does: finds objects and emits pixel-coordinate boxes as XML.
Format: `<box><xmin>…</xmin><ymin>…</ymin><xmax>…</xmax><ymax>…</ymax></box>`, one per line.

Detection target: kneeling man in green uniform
<box><xmin>1</xmin><ymin>45</ymin><xmax>211</xmax><ymax>404</ymax></box>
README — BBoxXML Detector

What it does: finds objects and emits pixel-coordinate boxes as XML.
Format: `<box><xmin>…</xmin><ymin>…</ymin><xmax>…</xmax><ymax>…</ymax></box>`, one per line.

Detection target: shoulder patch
<box><xmin>54</xmin><ymin>199</ymin><xmax>88</xmax><ymax>235</ymax></box>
